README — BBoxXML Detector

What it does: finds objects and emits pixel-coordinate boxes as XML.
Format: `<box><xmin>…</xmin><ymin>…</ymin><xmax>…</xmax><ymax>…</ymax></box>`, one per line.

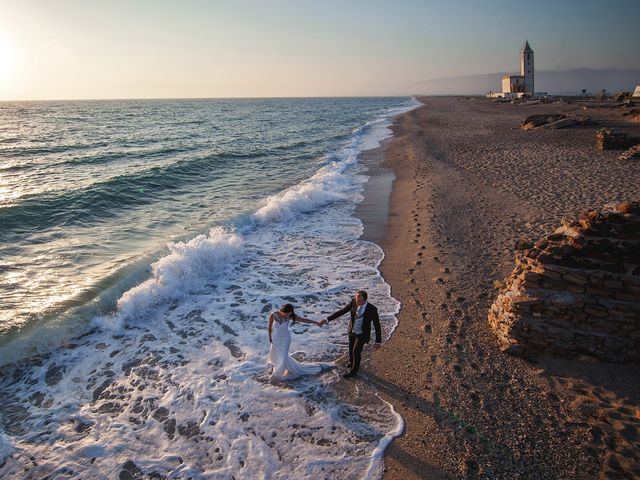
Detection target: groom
<box><xmin>325</xmin><ymin>290</ymin><xmax>381</xmax><ymax>379</ymax></box>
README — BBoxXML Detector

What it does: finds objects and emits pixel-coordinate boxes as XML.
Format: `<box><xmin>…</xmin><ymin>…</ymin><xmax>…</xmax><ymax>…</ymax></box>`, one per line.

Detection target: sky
<box><xmin>0</xmin><ymin>0</ymin><xmax>639</xmax><ymax>100</ymax></box>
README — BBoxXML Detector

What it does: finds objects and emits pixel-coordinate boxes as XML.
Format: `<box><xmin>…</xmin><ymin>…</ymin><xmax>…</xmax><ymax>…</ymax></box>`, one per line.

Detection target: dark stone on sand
<box><xmin>177</xmin><ymin>421</ymin><xmax>200</xmax><ymax>438</ymax></box>
<box><xmin>45</xmin><ymin>364</ymin><xmax>65</xmax><ymax>386</ymax></box>
<box><xmin>239</xmin><ymin>412</ymin><xmax>250</xmax><ymax>422</ymax></box>
<box><xmin>214</xmin><ymin>320</ymin><xmax>238</xmax><ymax>336</ymax></box>
<box><xmin>521</xmin><ymin>113</ymin><xmax>566</xmax><ymax>129</ymax></box>
<box><xmin>119</xmin><ymin>460</ymin><xmax>143</xmax><ymax>480</ymax></box>
<box><xmin>97</xmin><ymin>402</ymin><xmax>123</xmax><ymax>414</ymax></box>
<box><xmin>93</xmin><ymin>380</ymin><xmax>112</xmax><ymax>401</ymax></box>
<box><xmin>30</xmin><ymin>391</ymin><xmax>45</xmax><ymax>407</ymax></box>
<box><xmin>153</xmin><ymin>407</ymin><xmax>170</xmax><ymax>422</ymax></box>
<box><xmin>140</xmin><ymin>334</ymin><xmax>157</xmax><ymax>343</ymax></box>
<box><xmin>75</xmin><ymin>421</ymin><xmax>92</xmax><ymax>434</ymax></box>
<box><xmin>184</xmin><ymin>310</ymin><xmax>206</xmax><ymax>324</ymax></box>
<box><xmin>223</xmin><ymin>340</ymin><xmax>244</xmax><ymax>358</ymax></box>
<box><xmin>164</xmin><ymin>418</ymin><xmax>176</xmax><ymax>439</ymax></box>
<box><xmin>122</xmin><ymin>358</ymin><xmax>143</xmax><ymax>374</ymax></box>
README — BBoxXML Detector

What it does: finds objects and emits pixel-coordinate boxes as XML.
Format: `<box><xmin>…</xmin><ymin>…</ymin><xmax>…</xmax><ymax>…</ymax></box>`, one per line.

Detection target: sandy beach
<box><xmin>359</xmin><ymin>97</ymin><xmax>640</xmax><ymax>479</ymax></box>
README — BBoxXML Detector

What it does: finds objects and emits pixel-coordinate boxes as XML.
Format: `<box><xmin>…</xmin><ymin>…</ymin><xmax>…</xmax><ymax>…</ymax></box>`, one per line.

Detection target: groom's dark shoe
<box><xmin>342</xmin><ymin>371</ymin><xmax>357</xmax><ymax>379</ymax></box>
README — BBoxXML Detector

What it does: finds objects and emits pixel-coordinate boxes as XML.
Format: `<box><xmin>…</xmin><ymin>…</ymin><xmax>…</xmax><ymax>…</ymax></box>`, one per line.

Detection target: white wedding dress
<box><xmin>268</xmin><ymin>312</ymin><xmax>322</xmax><ymax>381</ymax></box>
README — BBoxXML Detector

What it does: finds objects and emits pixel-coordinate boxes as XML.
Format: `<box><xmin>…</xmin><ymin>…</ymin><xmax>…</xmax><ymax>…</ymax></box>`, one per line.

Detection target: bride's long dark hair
<box><xmin>280</xmin><ymin>303</ymin><xmax>296</xmax><ymax>323</ymax></box>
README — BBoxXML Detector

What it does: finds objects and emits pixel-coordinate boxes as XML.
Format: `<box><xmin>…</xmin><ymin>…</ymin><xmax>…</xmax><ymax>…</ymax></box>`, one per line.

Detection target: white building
<box><xmin>633</xmin><ymin>85</ymin><xmax>640</xmax><ymax>99</ymax></box>
<box><xmin>500</xmin><ymin>41</ymin><xmax>535</xmax><ymax>97</ymax></box>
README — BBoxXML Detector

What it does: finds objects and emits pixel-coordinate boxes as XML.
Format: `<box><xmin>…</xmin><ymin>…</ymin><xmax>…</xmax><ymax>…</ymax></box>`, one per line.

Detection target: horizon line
<box><xmin>0</xmin><ymin>94</ymin><xmax>415</xmax><ymax>103</ymax></box>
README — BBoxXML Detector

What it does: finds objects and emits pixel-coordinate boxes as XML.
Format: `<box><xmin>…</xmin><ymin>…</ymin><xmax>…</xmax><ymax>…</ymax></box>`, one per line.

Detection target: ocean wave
<box><xmin>98</xmin><ymin>227</ymin><xmax>243</xmax><ymax>329</ymax></box>
<box><xmin>0</xmin><ymin>153</ymin><xmax>232</xmax><ymax>239</ymax></box>
<box><xmin>0</xmin><ymin>141</ymin><xmax>103</xmax><ymax>158</ymax></box>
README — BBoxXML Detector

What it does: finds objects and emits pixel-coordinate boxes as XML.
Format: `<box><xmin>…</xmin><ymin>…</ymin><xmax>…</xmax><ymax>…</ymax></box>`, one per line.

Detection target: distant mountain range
<box><xmin>416</xmin><ymin>68</ymin><xmax>640</xmax><ymax>95</ymax></box>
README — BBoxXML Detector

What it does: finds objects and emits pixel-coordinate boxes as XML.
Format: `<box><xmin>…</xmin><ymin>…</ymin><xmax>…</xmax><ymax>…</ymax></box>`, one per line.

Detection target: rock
<box><xmin>488</xmin><ymin>202</ymin><xmax>640</xmax><ymax>362</ymax></box>
<box><xmin>572</xmin><ymin>115</ymin><xmax>598</xmax><ymax>126</ymax></box>
<box><xmin>521</xmin><ymin>113</ymin><xmax>565</xmax><ymax>129</ymax></box>
<box><xmin>596</xmin><ymin>128</ymin><xmax>640</xmax><ymax>150</ymax></box>
<box><xmin>97</xmin><ymin>402</ymin><xmax>123</xmax><ymax>414</ymax></box>
<box><xmin>45</xmin><ymin>364</ymin><xmax>65</xmax><ymax>386</ymax></box>
<box><xmin>119</xmin><ymin>460</ymin><xmax>143</xmax><ymax>480</ymax></box>
<box><xmin>619</xmin><ymin>144</ymin><xmax>640</xmax><ymax>161</ymax></box>
<box><xmin>177</xmin><ymin>421</ymin><xmax>200</xmax><ymax>438</ymax></box>
<box><xmin>622</xmin><ymin>108</ymin><xmax>640</xmax><ymax>123</ymax></box>
<box><xmin>164</xmin><ymin>418</ymin><xmax>176</xmax><ymax>439</ymax></box>
<box><xmin>541</xmin><ymin>118</ymin><xmax>576</xmax><ymax>129</ymax></box>
<box><xmin>515</xmin><ymin>239</ymin><xmax>534</xmax><ymax>251</ymax></box>
<box><xmin>152</xmin><ymin>407</ymin><xmax>170</xmax><ymax>422</ymax></box>
<box><xmin>92</xmin><ymin>380</ymin><xmax>112</xmax><ymax>401</ymax></box>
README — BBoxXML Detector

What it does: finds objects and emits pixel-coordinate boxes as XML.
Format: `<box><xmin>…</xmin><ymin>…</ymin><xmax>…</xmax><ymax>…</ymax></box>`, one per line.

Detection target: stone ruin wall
<box><xmin>488</xmin><ymin>202</ymin><xmax>640</xmax><ymax>362</ymax></box>
<box><xmin>596</xmin><ymin>128</ymin><xmax>640</xmax><ymax>151</ymax></box>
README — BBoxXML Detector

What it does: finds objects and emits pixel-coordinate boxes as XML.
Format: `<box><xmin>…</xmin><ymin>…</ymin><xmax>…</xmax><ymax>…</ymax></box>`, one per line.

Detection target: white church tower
<box><xmin>520</xmin><ymin>40</ymin><xmax>534</xmax><ymax>95</ymax></box>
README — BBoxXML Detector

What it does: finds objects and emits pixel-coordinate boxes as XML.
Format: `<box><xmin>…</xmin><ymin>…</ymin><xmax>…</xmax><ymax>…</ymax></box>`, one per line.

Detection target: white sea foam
<box><xmin>359</xmin><ymin>98</ymin><xmax>420</xmax><ymax>152</ymax></box>
<box><xmin>102</xmin><ymin>227</ymin><xmax>243</xmax><ymax>329</ymax></box>
<box><xmin>253</xmin><ymin>169</ymin><xmax>348</xmax><ymax>224</ymax></box>
<box><xmin>0</xmin><ymin>100</ymin><xmax>417</xmax><ymax>479</ymax></box>
<box><xmin>0</xmin><ymin>431</ymin><xmax>13</xmax><ymax>465</ymax></box>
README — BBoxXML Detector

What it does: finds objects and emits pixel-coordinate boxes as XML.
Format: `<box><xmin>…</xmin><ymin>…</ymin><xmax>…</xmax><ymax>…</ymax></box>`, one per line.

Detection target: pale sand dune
<box><xmin>358</xmin><ymin>97</ymin><xmax>640</xmax><ymax>479</ymax></box>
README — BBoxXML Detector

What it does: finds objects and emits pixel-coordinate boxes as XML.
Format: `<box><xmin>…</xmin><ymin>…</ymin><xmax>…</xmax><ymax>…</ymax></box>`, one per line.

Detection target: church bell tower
<box><xmin>520</xmin><ymin>40</ymin><xmax>534</xmax><ymax>95</ymax></box>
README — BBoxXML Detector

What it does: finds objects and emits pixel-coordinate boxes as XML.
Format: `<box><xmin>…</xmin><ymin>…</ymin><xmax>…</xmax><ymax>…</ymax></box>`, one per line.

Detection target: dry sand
<box><xmin>358</xmin><ymin>97</ymin><xmax>640</xmax><ymax>479</ymax></box>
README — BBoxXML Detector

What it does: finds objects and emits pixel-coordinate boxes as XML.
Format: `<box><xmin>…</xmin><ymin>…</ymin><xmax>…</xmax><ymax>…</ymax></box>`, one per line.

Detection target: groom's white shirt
<box><xmin>354</xmin><ymin>302</ymin><xmax>367</xmax><ymax>335</ymax></box>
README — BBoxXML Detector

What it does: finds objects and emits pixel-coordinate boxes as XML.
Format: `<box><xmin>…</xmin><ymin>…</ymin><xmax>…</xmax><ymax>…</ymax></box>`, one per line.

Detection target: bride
<box><xmin>267</xmin><ymin>303</ymin><xmax>324</xmax><ymax>381</ymax></box>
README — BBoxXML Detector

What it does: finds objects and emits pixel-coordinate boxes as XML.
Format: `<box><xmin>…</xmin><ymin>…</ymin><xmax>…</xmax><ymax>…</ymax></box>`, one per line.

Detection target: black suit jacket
<box><xmin>327</xmin><ymin>299</ymin><xmax>381</xmax><ymax>344</ymax></box>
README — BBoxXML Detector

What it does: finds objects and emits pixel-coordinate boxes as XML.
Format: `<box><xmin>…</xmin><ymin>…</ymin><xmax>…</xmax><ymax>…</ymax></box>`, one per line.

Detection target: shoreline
<box><xmin>358</xmin><ymin>96</ymin><xmax>640</xmax><ymax>479</ymax></box>
<box><xmin>355</xmin><ymin>143</ymin><xmax>395</xmax><ymax>246</ymax></box>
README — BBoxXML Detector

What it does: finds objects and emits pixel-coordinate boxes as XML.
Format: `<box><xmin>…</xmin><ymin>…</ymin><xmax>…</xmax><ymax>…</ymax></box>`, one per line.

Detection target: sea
<box><xmin>0</xmin><ymin>97</ymin><xmax>418</xmax><ymax>479</ymax></box>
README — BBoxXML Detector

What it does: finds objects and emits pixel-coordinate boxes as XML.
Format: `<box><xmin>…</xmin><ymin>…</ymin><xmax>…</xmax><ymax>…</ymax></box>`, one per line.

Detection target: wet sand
<box><xmin>356</xmin><ymin>144</ymin><xmax>395</xmax><ymax>245</ymax></box>
<box><xmin>357</xmin><ymin>97</ymin><xmax>640</xmax><ymax>479</ymax></box>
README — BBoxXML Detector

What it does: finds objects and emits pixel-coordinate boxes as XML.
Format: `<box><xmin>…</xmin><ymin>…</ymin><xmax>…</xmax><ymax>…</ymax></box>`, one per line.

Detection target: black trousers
<box><xmin>348</xmin><ymin>333</ymin><xmax>365</xmax><ymax>373</ymax></box>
